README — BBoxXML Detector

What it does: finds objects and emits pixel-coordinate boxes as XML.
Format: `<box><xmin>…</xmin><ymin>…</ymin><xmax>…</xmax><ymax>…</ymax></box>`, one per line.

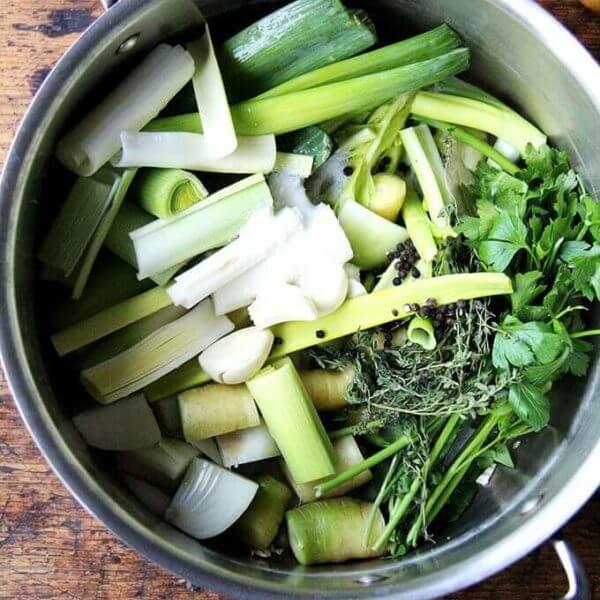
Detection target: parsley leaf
<box><xmin>511</xmin><ymin>271</ymin><xmax>546</xmax><ymax>317</ymax></box>
<box><xmin>508</xmin><ymin>381</ymin><xmax>550</xmax><ymax>431</ymax></box>
<box><xmin>478</xmin><ymin>212</ymin><xmax>529</xmax><ymax>272</ymax></box>
<box><xmin>569</xmin><ymin>244</ymin><xmax>600</xmax><ymax>301</ymax></box>
<box><xmin>578</xmin><ymin>195</ymin><xmax>600</xmax><ymax>242</ymax></box>
<box><xmin>566</xmin><ymin>339</ymin><xmax>594</xmax><ymax>377</ymax></box>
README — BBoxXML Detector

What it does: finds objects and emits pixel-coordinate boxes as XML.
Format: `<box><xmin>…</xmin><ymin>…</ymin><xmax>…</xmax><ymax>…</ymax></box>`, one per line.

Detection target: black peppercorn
<box><xmin>392</xmin><ymin>277</ymin><xmax>402</xmax><ymax>286</ymax></box>
<box><xmin>411</xmin><ymin>267</ymin><xmax>420</xmax><ymax>278</ymax></box>
<box><xmin>343</xmin><ymin>165</ymin><xmax>354</xmax><ymax>176</ymax></box>
<box><xmin>316</xmin><ymin>329</ymin><xmax>326</xmax><ymax>339</ymax></box>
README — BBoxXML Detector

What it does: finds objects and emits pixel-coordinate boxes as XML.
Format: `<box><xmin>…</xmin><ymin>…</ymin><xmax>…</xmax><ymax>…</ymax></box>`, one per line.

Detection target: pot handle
<box><xmin>552</xmin><ymin>535</ymin><xmax>591</xmax><ymax>600</ymax></box>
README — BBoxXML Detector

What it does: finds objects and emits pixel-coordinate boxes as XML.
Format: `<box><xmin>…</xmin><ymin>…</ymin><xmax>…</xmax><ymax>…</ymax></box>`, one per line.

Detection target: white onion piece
<box><xmin>217</xmin><ymin>421</ymin><xmax>280</xmax><ymax>468</ymax></box>
<box><xmin>297</xmin><ymin>262</ymin><xmax>348</xmax><ymax>316</ymax></box>
<box><xmin>122</xmin><ymin>474</ymin><xmax>171</xmax><ymax>516</ymax></box>
<box><xmin>57</xmin><ymin>44</ymin><xmax>194</xmax><ymax>176</ymax></box>
<box><xmin>188</xmin><ymin>27</ymin><xmax>237</xmax><ymax>159</ymax></box>
<box><xmin>114</xmin><ymin>132</ymin><xmax>276</xmax><ymax>173</ymax></box>
<box><xmin>249</xmin><ymin>284</ymin><xmax>318</xmax><ymax>329</ymax></box>
<box><xmin>199</xmin><ymin>326</ymin><xmax>274</xmax><ymax>385</ymax></box>
<box><xmin>166</xmin><ymin>458</ymin><xmax>258</xmax><ymax>539</ymax></box>
<box><xmin>168</xmin><ymin>208</ymin><xmax>302</xmax><ymax>309</ymax></box>
<box><xmin>73</xmin><ymin>394</ymin><xmax>160</xmax><ymax>451</ymax></box>
<box><xmin>268</xmin><ymin>172</ymin><xmax>316</xmax><ymax>221</ymax></box>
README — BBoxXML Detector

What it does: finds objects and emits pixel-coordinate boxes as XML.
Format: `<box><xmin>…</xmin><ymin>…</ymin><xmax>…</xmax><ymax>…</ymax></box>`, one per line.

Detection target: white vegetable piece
<box><xmin>73</xmin><ymin>394</ymin><xmax>160</xmax><ymax>451</ymax></box>
<box><xmin>57</xmin><ymin>44</ymin><xmax>195</xmax><ymax>176</ymax></box>
<box><xmin>114</xmin><ymin>132</ymin><xmax>277</xmax><ymax>173</ymax></box>
<box><xmin>488</xmin><ymin>138</ymin><xmax>521</xmax><ymax>170</ymax></box>
<box><xmin>298</xmin><ymin>262</ymin><xmax>348</xmax><ymax>316</ymax></box>
<box><xmin>217</xmin><ymin>420</ymin><xmax>280</xmax><ymax>468</ymax></box>
<box><xmin>199</xmin><ymin>326</ymin><xmax>274</xmax><ymax>385</ymax></box>
<box><xmin>347</xmin><ymin>277</ymin><xmax>368</xmax><ymax>298</ymax></box>
<box><xmin>269</xmin><ymin>171</ymin><xmax>316</xmax><ymax>220</ymax></box>
<box><xmin>168</xmin><ymin>207</ymin><xmax>302</xmax><ymax>309</ymax></box>
<box><xmin>249</xmin><ymin>283</ymin><xmax>318</xmax><ymax>329</ymax></box>
<box><xmin>187</xmin><ymin>27</ymin><xmax>237</xmax><ymax>159</ymax></box>
<box><xmin>272</xmin><ymin>152</ymin><xmax>314</xmax><ymax>178</ymax></box>
<box><xmin>166</xmin><ymin>458</ymin><xmax>258</xmax><ymax>539</ymax></box>
<box><xmin>122</xmin><ymin>474</ymin><xmax>171</xmax><ymax>516</ymax></box>
<box><xmin>190</xmin><ymin>438</ymin><xmax>223</xmax><ymax>465</ymax></box>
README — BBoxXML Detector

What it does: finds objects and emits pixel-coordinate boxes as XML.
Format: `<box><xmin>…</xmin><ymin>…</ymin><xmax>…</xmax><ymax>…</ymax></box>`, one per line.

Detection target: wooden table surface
<box><xmin>0</xmin><ymin>1</ymin><xmax>599</xmax><ymax>598</ymax></box>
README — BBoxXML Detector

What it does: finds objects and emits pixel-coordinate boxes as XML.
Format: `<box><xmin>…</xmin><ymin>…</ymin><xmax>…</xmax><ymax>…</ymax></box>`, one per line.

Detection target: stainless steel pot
<box><xmin>1</xmin><ymin>1</ymin><xmax>599</xmax><ymax>598</ymax></box>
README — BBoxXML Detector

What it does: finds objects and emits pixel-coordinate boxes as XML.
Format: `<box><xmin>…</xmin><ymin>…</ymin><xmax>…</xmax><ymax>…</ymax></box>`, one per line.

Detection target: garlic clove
<box><xmin>298</xmin><ymin>263</ymin><xmax>349</xmax><ymax>316</ymax></box>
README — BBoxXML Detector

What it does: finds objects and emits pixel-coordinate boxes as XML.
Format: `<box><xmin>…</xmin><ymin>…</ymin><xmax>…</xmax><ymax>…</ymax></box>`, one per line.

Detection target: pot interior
<box><xmin>3</xmin><ymin>0</ymin><xmax>599</xmax><ymax>597</ymax></box>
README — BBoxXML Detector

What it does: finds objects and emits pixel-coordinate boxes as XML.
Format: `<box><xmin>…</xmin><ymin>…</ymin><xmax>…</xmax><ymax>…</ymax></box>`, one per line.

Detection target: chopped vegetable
<box><xmin>407</xmin><ymin>316</ymin><xmax>437</xmax><ymax>350</ymax></box>
<box><xmin>368</xmin><ymin>173</ymin><xmax>407</xmax><ymax>221</ymax></box>
<box><xmin>249</xmin><ymin>284</ymin><xmax>319</xmax><ymax>329</ymax></box>
<box><xmin>152</xmin><ymin>395</ymin><xmax>181</xmax><ymax>434</ymax></box>
<box><xmin>272</xmin><ymin>152</ymin><xmax>314</xmax><ymax>178</ymax></box>
<box><xmin>122</xmin><ymin>475</ymin><xmax>171</xmax><ymax>516</ymax></box>
<box><xmin>217</xmin><ymin>421</ymin><xmax>280</xmax><ymax>468</ymax></box>
<box><xmin>277</xmin><ymin>126</ymin><xmax>333</xmax><ymax>169</ymax></box>
<box><xmin>402</xmin><ymin>189</ymin><xmax>438</xmax><ymax>262</ymax></box>
<box><xmin>299</xmin><ymin>367</ymin><xmax>354</xmax><ymax>412</ymax></box>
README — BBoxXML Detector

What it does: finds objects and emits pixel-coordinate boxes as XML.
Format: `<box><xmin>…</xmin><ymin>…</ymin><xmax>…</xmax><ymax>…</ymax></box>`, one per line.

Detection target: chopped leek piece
<box><xmin>299</xmin><ymin>368</ymin><xmax>353</xmax><ymax>412</ymax></box>
<box><xmin>402</xmin><ymin>189</ymin><xmax>438</xmax><ymax>262</ymax></box>
<box><xmin>247</xmin><ymin>357</ymin><xmax>335</xmax><ymax>484</ymax></box>
<box><xmin>277</xmin><ymin>126</ymin><xmax>333</xmax><ymax>169</ymax></box>
<box><xmin>411</xmin><ymin>91</ymin><xmax>547</xmax><ymax>155</ymax></box>
<box><xmin>130</xmin><ymin>174</ymin><xmax>273</xmax><ymax>280</ymax></box>
<box><xmin>178</xmin><ymin>383</ymin><xmax>260</xmax><ymax>441</ymax></box>
<box><xmin>286</xmin><ymin>498</ymin><xmax>385</xmax><ymax>565</ymax></box>
<box><xmin>131</xmin><ymin>168</ymin><xmax>208</xmax><ymax>219</ymax></box>
<box><xmin>81</xmin><ymin>298</ymin><xmax>233</xmax><ymax>403</ymax></box>
<box><xmin>283</xmin><ymin>435</ymin><xmax>371</xmax><ymax>503</ymax></box>
<box><xmin>152</xmin><ymin>395</ymin><xmax>181</xmax><ymax>434</ymax></box>
<box><xmin>217</xmin><ymin>421</ymin><xmax>280</xmax><ymax>468</ymax></box>
<box><xmin>166</xmin><ymin>458</ymin><xmax>258</xmax><ymax>539</ymax></box>
<box><xmin>235</xmin><ymin>475</ymin><xmax>293</xmax><ymax>550</ymax></box>
<box><xmin>218</xmin><ymin>0</ymin><xmax>376</xmax><ymax>101</ymax></box>
<box><xmin>407</xmin><ymin>316</ymin><xmax>437</xmax><ymax>350</ymax></box>
<box><xmin>52</xmin><ymin>286</ymin><xmax>172</xmax><ymax>357</ymax></box>
<box><xmin>145</xmin><ymin>358</ymin><xmax>211</xmax><ymax>402</ymax></box>
<box><xmin>115</xmin><ymin>132</ymin><xmax>276</xmax><ymax>174</ymax></box>
<box><xmin>105</xmin><ymin>202</ymin><xmax>182</xmax><ymax>287</ymax></box>
<box><xmin>117</xmin><ymin>437</ymin><xmax>199</xmax><ymax>493</ymax></box>
<box><xmin>122</xmin><ymin>474</ymin><xmax>171</xmax><ymax>516</ymax></box>
<box><xmin>199</xmin><ymin>327</ymin><xmax>274</xmax><ymax>385</ymax></box>
<box><xmin>188</xmin><ymin>27</ymin><xmax>237</xmax><ymax>158</ymax></box>
<box><xmin>57</xmin><ymin>44</ymin><xmax>195</xmax><ymax>176</ymax></box>
<box><xmin>273</xmin><ymin>152</ymin><xmax>314</xmax><ymax>178</ymax></box>
<box><xmin>190</xmin><ymin>438</ymin><xmax>222</xmax><ymax>465</ymax></box>
<box><xmin>73</xmin><ymin>394</ymin><xmax>161</xmax><ymax>451</ymax></box>
<box><xmin>258</xmin><ymin>24</ymin><xmax>463</xmax><ymax>99</ymax></box>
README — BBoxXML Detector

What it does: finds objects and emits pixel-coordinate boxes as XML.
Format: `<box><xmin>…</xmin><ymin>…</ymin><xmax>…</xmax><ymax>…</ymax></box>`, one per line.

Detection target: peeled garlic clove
<box><xmin>199</xmin><ymin>326</ymin><xmax>274</xmax><ymax>385</ymax></box>
<box><xmin>298</xmin><ymin>263</ymin><xmax>348</xmax><ymax>316</ymax></box>
<box><xmin>249</xmin><ymin>284</ymin><xmax>319</xmax><ymax>329</ymax></box>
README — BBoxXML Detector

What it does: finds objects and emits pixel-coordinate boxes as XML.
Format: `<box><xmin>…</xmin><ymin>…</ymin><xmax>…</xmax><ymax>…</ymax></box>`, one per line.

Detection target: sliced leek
<box><xmin>300</xmin><ymin>368</ymin><xmax>353</xmax><ymax>412</ymax></box>
<box><xmin>122</xmin><ymin>474</ymin><xmax>171</xmax><ymax>516</ymax></box>
<box><xmin>217</xmin><ymin>421</ymin><xmax>280</xmax><ymax>468</ymax></box>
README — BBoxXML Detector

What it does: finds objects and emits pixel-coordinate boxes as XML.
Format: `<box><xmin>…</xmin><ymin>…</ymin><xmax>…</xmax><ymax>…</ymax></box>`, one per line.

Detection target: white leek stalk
<box><xmin>188</xmin><ymin>27</ymin><xmax>237</xmax><ymax>158</ymax></box>
<box><xmin>122</xmin><ymin>475</ymin><xmax>171</xmax><ymax>516</ymax></box>
<box><xmin>130</xmin><ymin>175</ymin><xmax>272</xmax><ymax>279</ymax></box>
<box><xmin>81</xmin><ymin>299</ymin><xmax>233</xmax><ymax>403</ymax></box>
<box><xmin>190</xmin><ymin>438</ymin><xmax>222</xmax><ymax>465</ymax></box>
<box><xmin>273</xmin><ymin>152</ymin><xmax>314</xmax><ymax>178</ymax></box>
<box><xmin>198</xmin><ymin>326</ymin><xmax>274</xmax><ymax>385</ymax></box>
<box><xmin>300</xmin><ymin>368</ymin><xmax>354</xmax><ymax>412</ymax></box>
<box><xmin>73</xmin><ymin>394</ymin><xmax>161</xmax><ymax>451</ymax></box>
<box><xmin>249</xmin><ymin>284</ymin><xmax>318</xmax><ymax>329</ymax></box>
<box><xmin>217</xmin><ymin>420</ymin><xmax>280</xmax><ymax>468</ymax></box>
<box><xmin>57</xmin><ymin>45</ymin><xmax>195</xmax><ymax>176</ymax></box>
<box><xmin>165</xmin><ymin>458</ymin><xmax>258</xmax><ymax>539</ymax></box>
<box><xmin>114</xmin><ymin>132</ymin><xmax>276</xmax><ymax>173</ymax></box>
<box><xmin>168</xmin><ymin>207</ymin><xmax>302</xmax><ymax>309</ymax></box>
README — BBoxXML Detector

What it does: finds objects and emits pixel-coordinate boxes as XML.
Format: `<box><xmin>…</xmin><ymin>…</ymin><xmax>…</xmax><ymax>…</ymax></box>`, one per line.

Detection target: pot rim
<box><xmin>1</xmin><ymin>1</ymin><xmax>599</xmax><ymax>598</ymax></box>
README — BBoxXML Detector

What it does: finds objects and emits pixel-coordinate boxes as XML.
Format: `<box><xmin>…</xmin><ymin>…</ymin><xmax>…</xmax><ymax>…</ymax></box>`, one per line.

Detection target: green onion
<box><xmin>247</xmin><ymin>357</ymin><xmax>336</xmax><ymax>484</ymax></box>
<box><xmin>258</xmin><ymin>24</ymin><xmax>463</xmax><ymax>99</ymax></box>
<box><xmin>235</xmin><ymin>475</ymin><xmax>293</xmax><ymax>550</ymax></box>
<box><xmin>286</xmin><ymin>498</ymin><xmax>385</xmax><ymax>565</ymax></box>
<box><xmin>131</xmin><ymin>168</ymin><xmax>208</xmax><ymax>219</ymax></box>
<box><xmin>81</xmin><ymin>299</ymin><xmax>233</xmax><ymax>403</ymax></box>
<box><xmin>277</xmin><ymin>126</ymin><xmax>333</xmax><ymax>169</ymax></box>
<box><xmin>402</xmin><ymin>188</ymin><xmax>438</xmax><ymax>262</ymax></box>
<box><xmin>218</xmin><ymin>0</ymin><xmax>376</xmax><ymax>102</ymax></box>
<box><xmin>52</xmin><ymin>286</ymin><xmax>172</xmax><ymax>357</ymax></box>
<box><xmin>178</xmin><ymin>383</ymin><xmax>260</xmax><ymax>441</ymax></box>
<box><xmin>411</xmin><ymin>91</ymin><xmax>547</xmax><ymax>155</ymax></box>
<box><xmin>407</xmin><ymin>316</ymin><xmax>437</xmax><ymax>350</ymax></box>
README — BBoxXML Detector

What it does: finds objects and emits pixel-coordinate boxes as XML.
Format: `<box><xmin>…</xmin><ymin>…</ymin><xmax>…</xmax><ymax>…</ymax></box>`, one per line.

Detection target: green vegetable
<box><xmin>368</xmin><ymin>173</ymin><xmax>407</xmax><ymax>221</ymax></box>
<box><xmin>286</xmin><ymin>498</ymin><xmax>385</xmax><ymax>565</ymax></box>
<box><xmin>152</xmin><ymin>395</ymin><xmax>181</xmax><ymax>434</ymax></box>
<box><xmin>235</xmin><ymin>475</ymin><xmax>293</xmax><ymax>550</ymax></box>
<box><xmin>247</xmin><ymin>357</ymin><xmax>336</xmax><ymax>484</ymax></box>
<box><xmin>277</xmin><ymin>126</ymin><xmax>333</xmax><ymax>169</ymax></box>
<box><xmin>407</xmin><ymin>316</ymin><xmax>437</xmax><ymax>350</ymax></box>
<box><xmin>299</xmin><ymin>368</ymin><xmax>354</xmax><ymax>412</ymax></box>
<box><xmin>402</xmin><ymin>188</ymin><xmax>438</xmax><ymax>262</ymax></box>
<box><xmin>131</xmin><ymin>168</ymin><xmax>208</xmax><ymax>219</ymax></box>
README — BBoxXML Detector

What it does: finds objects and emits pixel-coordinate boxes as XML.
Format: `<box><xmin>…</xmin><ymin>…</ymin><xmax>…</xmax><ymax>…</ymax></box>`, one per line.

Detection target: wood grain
<box><xmin>0</xmin><ymin>1</ymin><xmax>598</xmax><ymax>599</ymax></box>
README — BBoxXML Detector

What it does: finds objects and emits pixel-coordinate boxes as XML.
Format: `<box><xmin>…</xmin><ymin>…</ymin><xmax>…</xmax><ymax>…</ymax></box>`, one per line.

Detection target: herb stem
<box><xmin>363</xmin><ymin>455</ymin><xmax>399</xmax><ymax>546</ymax></box>
<box><xmin>571</xmin><ymin>329</ymin><xmax>600</xmax><ymax>339</ymax></box>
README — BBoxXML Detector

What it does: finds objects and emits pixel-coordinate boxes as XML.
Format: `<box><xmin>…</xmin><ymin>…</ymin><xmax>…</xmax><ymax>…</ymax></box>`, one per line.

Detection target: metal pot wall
<box><xmin>1</xmin><ymin>0</ymin><xmax>599</xmax><ymax>598</ymax></box>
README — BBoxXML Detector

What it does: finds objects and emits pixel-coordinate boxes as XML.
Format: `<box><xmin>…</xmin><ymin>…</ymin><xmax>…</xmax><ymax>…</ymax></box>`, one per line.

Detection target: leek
<box><xmin>218</xmin><ymin>0</ymin><xmax>377</xmax><ymax>101</ymax></box>
<box><xmin>258</xmin><ymin>24</ymin><xmax>463</xmax><ymax>99</ymax></box>
<box><xmin>217</xmin><ymin>421</ymin><xmax>280</xmax><ymax>468</ymax></box>
<box><xmin>400</xmin><ymin>124</ymin><xmax>454</xmax><ymax>237</ymax></box>
<box><xmin>277</xmin><ymin>126</ymin><xmax>333</xmax><ymax>169</ymax></box>
<box><xmin>131</xmin><ymin>168</ymin><xmax>208</xmax><ymax>219</ymax></box>
<box><xmin>152</xmin><ymin>395</ymin><xmax>181</xmax><ymax>434</ymax></box>
<box><xmin>247</xmin><ymin>357</ymin><xmax>336</xmax><ymax>484</ymax></box>
<box><xmin>178</xmin><ymin>383</ymin><xmax>260</xmax><ymax>441</ymax></box>
<box><xmin>117</xmin><ymin>437</ymin><xmax>199</xmax><ymax>493</ymax></box>
<box><xmin>145</xmin><ymin>358</ymin><xmax>211</xmax><ymax>402</ymax></box>
<box><xmin>168</xmin><ymin>208</ymin><xmax>302</xmax><ymax>309</ymax></box>
<box><xmin>188</xmin><ymin>27</ymin><xmax>237</xmax><ymax>158</ymax></box>
<box><xmin>407</xmin><ymin>316</ymin><xmax>437</xmax><ymax>350</ymax></box>
<box><xmin>300</xmin><ymin>368</ymin><xmax>353</xmax><ymax>412</ymax></box>
<box><xmin>411</xmin><ymin>91</ymin><xmax>547</xmax><ymax>155</ymax></box>
<box><xmin>166</xmin><ymin>458</ymin><xmax>258</xmax><ymax>539</ymax></box>
<box><xmin>105</xmin><ymin>202</ymin><xmax>182</xmax><ymax>287</ymax></box>
<box><xmin>57</xmin><ymin>44</ymin><xmax>195</xmax><ymax>176</ymax></box>
<box><xmin>235</xmin><ymin>475</ymin><xmax>292</xmax><ymax>550</ymax></box>
<box><xmin>283</xmin><ymin>435</ymin><xmax>371</xmax><ymax>503</ymax></box>
<box><xmin>81</xmin><ymin>298</ymin><xmax>233</xmax><ymax>403</ymax></box>
<box><xmin>122</xmin><ymin>475</ymin><xmax>171</xmax><ymax>516</ymax></box>
<box><xmin>402</xmin><ymin>189</ymin><xmax>438</xmax><ymax>262</ymax></box>
<box><xmin>115</xmin><ymin>132</ymin><xmax>276</xmax><ymax>174</ymax></box>
<box><xmin>72</xmin><ymin>394</ymin><xmax>161</xmax><ymax>451</ymax></box>
<box><xmin>286</xmin><ymin>498</ymin><xmax>385</xmax><ymax>565</ymax></box>
<box><xmin>190</xmin><ymin>438</ymin><xmax>222</xmax><ymax>465</ymax></box>
<box><xmin>52</xmin><ymin>286</ymin><xmax>172</xmax><ymax>356</ymax></box>
<box><xmin>198</xmin><ymin>327</ymin><xmax>274</xmax><ymax>385</ymax></box>
<box><xmin>130</xmin><ymin>174</ymin><xmax>273</xmax><ymax>279</ymax></box>
<box><xmin>273</xmin><ymin>152</ymin><xmax>314</xmax><ymax>178</ymax></box>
